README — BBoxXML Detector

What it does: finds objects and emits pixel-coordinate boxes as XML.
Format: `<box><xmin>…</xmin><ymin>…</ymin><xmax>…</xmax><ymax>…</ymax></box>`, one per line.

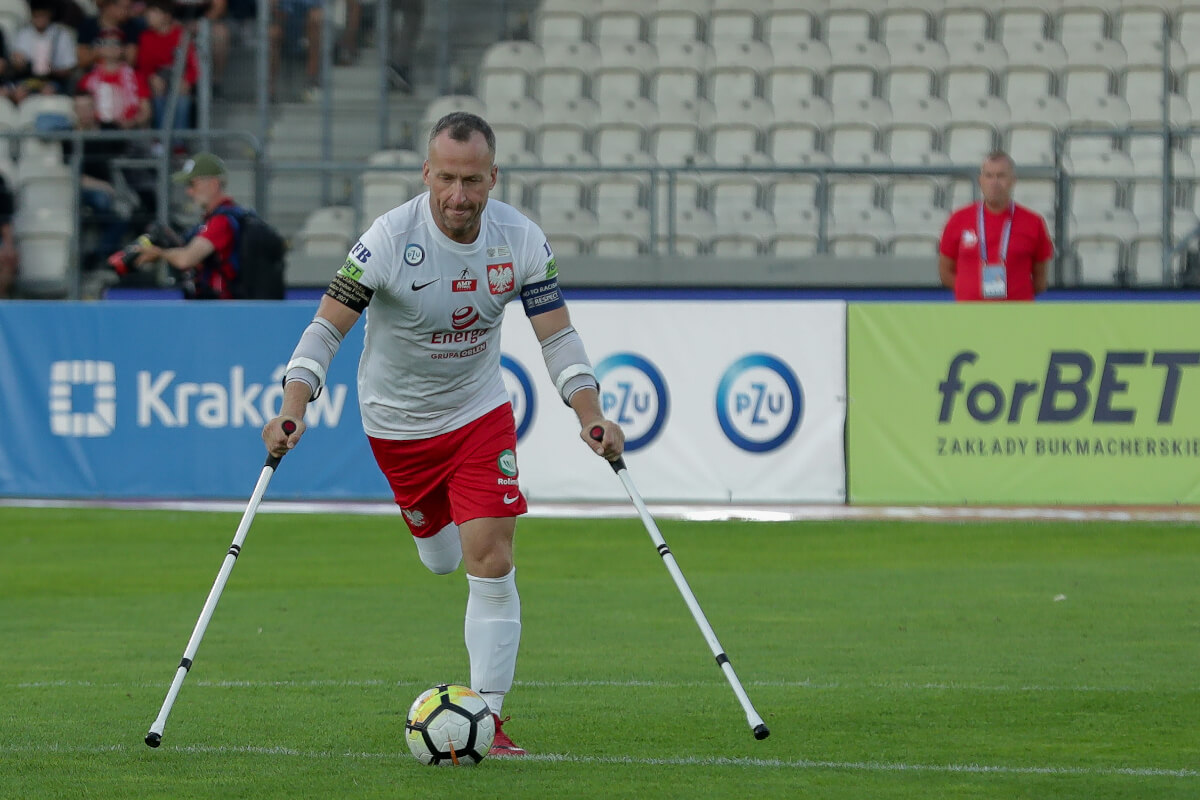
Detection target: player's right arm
<box><xmin>263</xmin><ymin>226</ymin><xmax>385</xmax><ymax>456</ymax></box>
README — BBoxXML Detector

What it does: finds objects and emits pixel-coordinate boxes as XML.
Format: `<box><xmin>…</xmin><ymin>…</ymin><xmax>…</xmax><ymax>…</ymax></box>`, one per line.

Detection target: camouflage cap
<box><xmin>172</xmin><ymin>152</ymin><xmax>227</xmax><ymax>183</ymax></box>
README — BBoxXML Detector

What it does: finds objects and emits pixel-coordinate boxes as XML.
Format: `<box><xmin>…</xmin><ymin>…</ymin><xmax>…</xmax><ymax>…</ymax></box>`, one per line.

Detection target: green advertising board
<box><xmin>847</xmin><ymin>303</ymin><xmax>1200</xmax><ymax>505</ymax></box>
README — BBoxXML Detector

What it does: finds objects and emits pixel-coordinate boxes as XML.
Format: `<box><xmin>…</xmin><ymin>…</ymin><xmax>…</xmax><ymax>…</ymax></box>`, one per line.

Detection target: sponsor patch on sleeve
<box><xmin>544</xmin><ymin>257</ymin><xmax>558</xmax><ymax>280</ymax></box>
<box><xmin>338</xmin><ymin>258</ymin><xmax>364</xmax><ymax>281</ymax></box>
<box><xmin>519</xmin><ymin>276</ymin><xmax>565</xmax><ymax>316</ymax></box>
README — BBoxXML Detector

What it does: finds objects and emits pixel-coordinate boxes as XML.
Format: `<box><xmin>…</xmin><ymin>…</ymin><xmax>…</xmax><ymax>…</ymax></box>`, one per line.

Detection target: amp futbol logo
<box><xmin>488</xmin><ymin>263</ymin><xmax>514</xmax><ymax>295</ymax></box>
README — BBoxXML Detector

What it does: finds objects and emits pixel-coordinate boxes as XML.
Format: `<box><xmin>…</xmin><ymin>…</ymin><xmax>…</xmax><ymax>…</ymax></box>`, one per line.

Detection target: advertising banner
<box><xmin>1</xmin><ymin>300</ymin><xmax>847</xmax><ymax>503</ymax></box>
<box><xmin>847</xmin><ymin>303</ymin><xmax>1200</xmax><ymax>504</ymax></box>
<box><xmin>501</xmin><ymin>301</ymin><xmax>847</xmax><ymax>503</ymax></box>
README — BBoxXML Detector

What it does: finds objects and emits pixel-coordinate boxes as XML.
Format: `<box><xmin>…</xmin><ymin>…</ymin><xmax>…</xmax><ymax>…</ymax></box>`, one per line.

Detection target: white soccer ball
<box><xmin>405</xmin><ymin>684</ymin><xmax>496</xmax><ymax>766</ymax></box>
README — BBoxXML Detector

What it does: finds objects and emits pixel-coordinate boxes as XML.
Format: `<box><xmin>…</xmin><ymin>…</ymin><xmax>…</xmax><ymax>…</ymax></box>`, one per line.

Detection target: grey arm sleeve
<box><xmin>284</xmin><ymin>316</ymin><xmax>344</xmax><ymax>400</ymax></box>
<box><xmin>540</xmin><ymin>325</ymin><xmax>599</xmax><ymax>405</ymax></box>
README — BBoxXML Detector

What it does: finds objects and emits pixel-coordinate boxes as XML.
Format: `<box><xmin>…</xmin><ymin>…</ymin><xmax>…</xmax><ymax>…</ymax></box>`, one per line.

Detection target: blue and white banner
<box><xmin>0</xmin><ymin>299</ymin><xmax>847</xmax><ymax>502</ymax></box>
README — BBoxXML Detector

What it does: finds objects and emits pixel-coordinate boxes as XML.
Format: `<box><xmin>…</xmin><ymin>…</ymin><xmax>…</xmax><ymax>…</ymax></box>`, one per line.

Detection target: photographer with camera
<box><xmin>123</xmin><ymin>151</ymin><xmax>285</xmax><ymax>299</ymax></box>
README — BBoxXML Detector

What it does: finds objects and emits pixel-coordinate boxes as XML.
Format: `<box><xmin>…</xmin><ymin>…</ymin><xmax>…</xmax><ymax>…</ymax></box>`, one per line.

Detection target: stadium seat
<box><xmin>1057</xmin><ymin>2</ymin><xmax>1113</xmax><ymax>45</ymax></box>
<box><xmin>707</xmin><ymin>40</ymin><xmax>772</xmax><ymax>107</ymax></box>
<box><xmin>763</xmin><ymin>1</ymin><xmax>822</xmax><ymax>51</ymax></box>
<box><xmin>420</xmin><ymin>94</ymin><xmax>487</xmax><ymax>133</ymax></box>
<box><xmin>1131</xmin><ymin>180</ymin><xmax>1200</xmax><ymax>238</ymax></box>
<box><xmin>650</xmin><ymin>97</ymin><xmax>714</xmax><ymax>164</ymax></box>
<box><xmin>1127</xmin><ymin>237</ymin><xmax>1170</xmax><ymax>285</ymax></box>
<box><xmin>768</xmin><ymin>174</ymin><xmax>820</xmax><ymax>219</ymax></box>
<box><xmin>886</xmin><ymin>122</ymin><xmax>943</xmax><ymax>163</ymax></box>
<box><xmin>828</xmin><ymin>39</ymin><xmax>889</xmax><ymax>73</ymax></box>
<box><xmin>880</xmin><ymin>3</ymin><xmax>938</xmax><ymax>50</ymax></box>
<box><xmin>1072</xmin><ymin>233</ymin><xmax>1128</xmax><ymax>285</ymax></box>
<box><xmin>534</xmin><ymin>0</ymin><xmax>592</xmax><ymax>42</ymax></box>
<box><xmin>15</xmin><ymin>230</ymin><xmax>72</xmax><ymax>297</ymax></box>
<box><xmin>767</xmin><ymin>121</ymin><xmax>831</xmax><ymax>166</ymax></box>
<box><xmin>1182</xmin><ymin>7</ymin><xmax>1200</xmax><ymax>65</ymax></box>
<box><xmin>593</xmin><ymin>41</ymin><xmax>656</xmax><ymax>106</ymax></box>
<box><xmin>651</xmin><ymin>40</ymin><xmax>710</xmax><ymax>106</ymax></box>
<box><xmin>944</xmin><ymin>37</ymin><xmax>1008</xmax><ymax>74</ymax></box>
<box><xmin>1003</xmin><ymin>66</ymin><xmax>1068</xmax><ymax>125</ymax></box>
<box><xmin>709</xmin><ymin>0</ymin><xmax>770</xmax><ymax>43</ymax></box>
<box><xmin>540</xmin><ymin>206</ymin><xmax>598</xmax><ymax>256</ymax></box>
<box><xmin>656</xmin><ymin>205</ymin><xmax>717</xmax><ymax>256</ymax></box>
<box><xmin>823</xmin><ymin>3</ymin><xmax>882</xmax><ymax>48</ymax></box>
<box><xmin>1063</xmin><ymin>36</ymin><xmax>1127</xmax><ymax>71</ymax></box>
<box><xmin>0</xmin><ymin>96</ymin><xmax>19</xmax><ymax>132</ymax></box>
<box><xmin>827</xmin><ymin>122</ymin><xmax>889</xmax><ymax>165</ymax></box>
<box><xmin>943</xmin><ymin>120</ymin><xmax>999</xmax><ymax>163</ymax></box>
<box><xmin>536</xmin><ymin>41</ymin><xmax>599</xmax><ymax>107</ymax></box>
<box><xmin>884</xmin><ymin>61</ymin><xmax>938</xmax><ymax>108</ymax></box>
<box><xmin>494</xmin><ymin>148</ymin><xmax>541</xmax><ymax>210</ymax></box>
<box><xmin>939</xmin><ymin>1</ymin><xmax>992</xmax><ymax>42</ymax></box>
<box><xmin>708</xmin><ymin>97</ymin><xmax>773</xmax><ymax>165</ymax></box>
<box><xmin>830</xmin><ymin>207</ymin><xmax>896</xmax><ymax>256</ymax></box>
<box><xmin>766</xmin><ymin>61</ymin><xmax>830</xmax><ymax>117</ymax></box>
<box><xmin>592</xmin><ymin>205</ymin><xmax>651</xmax><ymax>256</ymax></box>
<box><xmin>1061</xmin><ymin>66</ymin><xmax>1128</xmax><ymax>126</ymax></box>
<box><xmin>1066</xmin><ymin>135</ymin><xmax>1134</xmax><ymax>177</ymax></box>
<box><xmin>1122</xmin><ymin>66</ymin><xmax>1192</xmax><ymax>127</ymax></box>
<box><xmin>298</xmin><ymin>206</ymin><xmax>356</xmax><ymax>258</ymax></box>
<box><xmin>593</xmin><ymin>152</ymin><xmax>655</xmax><ymax>211</ymax></box>
<box><xmin>648</xmin><ymin>0</ymin><xmax>708</xmax><ymax>46</ymax></box>
<box><xmin>592</xmin><ymin>0</ymin><xmax>647</xmax><ymax>44</ymax></box>
<box><xmin>709</xmin><ymin>161</ymin><xmax>770</xmax><ymax>219</ymax></box>
<box><xmin>16</xmin><ymin>158</ymin><xmax>72</xmax><ymax>213</ymax></box>
<box><xmin>1128</xmin><ymin>136</ymin><xmax>1194</xmax><ymax>179</ymax></box>
<box><xmin>361</xmin><ymin>149</ymin><xmax>423</xmax><ymax>221</ymax></box>
<box><xmin>710</xmin><ymin>207</ymin><xmax>777</xmax><ymax>257</ymax></box>
<box><xmin>1005</xmin><ymin>122</ymin><xmax>1060</xmax><ymax>168</ymax></box>
<box><xmin>1018</xmin><ymin>178</ymin><xmax>1057</xmax><ymax>222</ymax></box>
<box><xmin>996</xmin><ymin>3</ymin><xmax>1056</xmax><ymax>51</ymax></box>
<box><xmin>594</xmin><ymin>97</ymin><xmax>656</xmax><ymax>163</ymax></box>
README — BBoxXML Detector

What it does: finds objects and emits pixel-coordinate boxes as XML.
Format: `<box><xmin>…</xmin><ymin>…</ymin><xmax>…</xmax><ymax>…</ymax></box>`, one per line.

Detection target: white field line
<box><xmin>5</xmin><ymin>497</ymin><xmax>1200</xmax><ymax>523</ymax></box>
<box><xmin>10</xmin><ymin>678</ymin><xmax>1197</xmax><ymax>694</ymax></box>
<box><xmin>0</xmin><ymin>742</ymin><xmax>1194</xmax><ymax>778</ymax></box>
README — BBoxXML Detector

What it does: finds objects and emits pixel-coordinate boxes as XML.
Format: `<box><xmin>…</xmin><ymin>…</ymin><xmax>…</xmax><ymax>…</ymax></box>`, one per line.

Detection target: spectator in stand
<box><xmin>387</xmin><ymin>0</ymin><xmax>423</xmax><ymax>94</ymax></box>
<box><xmin>9</xmin><ymin>0</ymin><xmax>78</xmax><ymax>102</ymax></box>
<box><xmin>77</xmin><ymin>28</ymin><xmax>151</xmax><ymax>129</ymax></box>
<box><xmin>72</xmin><ymin>92</ymin><xmax>144</xmax><ymax>278</ymax></box>
<box><xmin>938</xmin><ymin>150</ymin><xmax>1054</xmax><ymax>302</ymax></box>
<box><xmin>199</xmin><ymin>0</ymin><xmax>231</xmax><ymax>97</ymax></box>
<box><xmin>273</xmin><ymin>0</ymin><xmax>322</xmax><ymax>100</ymax></box>
<box><xmin>135</xmin><ymin>0</ymin><xmax>197</xmax><ymax>130</ymax></box>
<box><xmin>77</xmin><ymin>0</ymin><xmax>146</xmax><ymax>73</ymax></box>
<box><xmin>0</xmin><ymin>171</ymin><xmax>16</xmax><ymax>298</ymax></box>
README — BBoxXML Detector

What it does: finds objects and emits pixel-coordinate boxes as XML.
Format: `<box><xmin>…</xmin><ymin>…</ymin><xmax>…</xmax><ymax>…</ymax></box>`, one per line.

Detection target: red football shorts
<box><xmin>367</xmin><ymin>403</ymin><xmax>528</xmax><ymax>538</ymax></box>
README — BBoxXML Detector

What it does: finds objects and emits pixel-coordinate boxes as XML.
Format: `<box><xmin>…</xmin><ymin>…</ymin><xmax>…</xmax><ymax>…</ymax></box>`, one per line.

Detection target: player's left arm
<box><xmin>527</xmin><ymin>305</ymin><xmax>624</xmax><ymax>460</ymax></box>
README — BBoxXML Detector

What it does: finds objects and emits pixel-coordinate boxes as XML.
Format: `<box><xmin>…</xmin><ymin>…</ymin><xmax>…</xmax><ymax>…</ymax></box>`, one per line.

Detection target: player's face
<box><xmin>979</xmin><ymin>158</ymin><xmax>1015</xmax><ymax>210</ymax></box>
<box><xmin>424</xmin><ymin>131</ymin><xmax>498</xmax><ymax>244</ymax></box>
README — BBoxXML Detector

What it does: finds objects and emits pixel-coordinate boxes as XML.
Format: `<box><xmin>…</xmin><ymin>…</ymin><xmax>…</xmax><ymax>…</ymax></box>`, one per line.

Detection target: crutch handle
<box><xmin>589</xmin><ymin>425</ymin><xmax>626</xmax><ymax>471</ymax></box>
<box><xmin>266</xmin><ymin>419</ymin><xmax>299</xmax><ymax>469</ymax></box>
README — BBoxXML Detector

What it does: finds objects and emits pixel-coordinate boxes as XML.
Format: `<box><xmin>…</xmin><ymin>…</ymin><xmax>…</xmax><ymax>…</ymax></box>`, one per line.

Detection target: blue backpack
<box><xmin>215</xmin><ymin>205</ymin><xmax>288</xmax><ymax>299</ymax></box>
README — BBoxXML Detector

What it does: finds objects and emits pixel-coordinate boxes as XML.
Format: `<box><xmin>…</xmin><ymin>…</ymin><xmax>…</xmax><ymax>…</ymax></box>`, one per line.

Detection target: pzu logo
<box><xmin>715</xmin><ymin>354</ymin><xmax>803</xmax><ymax>453</ymax></box>
<box><xmin>595</xmin><ymin>353</ymin><xmax>669</xmax><ymax>451</ymax></box>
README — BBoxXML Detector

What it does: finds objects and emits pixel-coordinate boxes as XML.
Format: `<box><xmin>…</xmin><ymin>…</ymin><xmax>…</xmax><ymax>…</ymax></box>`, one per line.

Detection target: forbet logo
<box><xmin>49</xmin><ymin>360</ymin><xmax>116</xmax><ymax>437</ymax></box>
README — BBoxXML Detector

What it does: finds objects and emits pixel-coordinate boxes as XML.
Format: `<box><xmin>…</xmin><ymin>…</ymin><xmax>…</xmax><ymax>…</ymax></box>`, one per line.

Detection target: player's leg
<box><xmin>367</xmin><ymin>435</ymin><xmax>460</xmax><ymax>574</ymax></box>
<box><xmin>448</xmin><ymin>405</ymin><xmax>529</xmax><ymax>755</ymax></box>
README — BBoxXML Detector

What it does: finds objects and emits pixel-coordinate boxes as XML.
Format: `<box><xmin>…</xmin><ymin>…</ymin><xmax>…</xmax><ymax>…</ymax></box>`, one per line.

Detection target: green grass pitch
<box><xmin>1</xmin><ymin>507</ymin><xmax>1197</xmax><ymax>799</ymax></box>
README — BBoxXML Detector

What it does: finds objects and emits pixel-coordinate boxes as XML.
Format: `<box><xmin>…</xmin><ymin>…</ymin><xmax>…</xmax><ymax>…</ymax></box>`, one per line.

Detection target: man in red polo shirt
<box><xmin>938</xmin><ymin>150</ymin><xmax>1054</xmax><ymax>301</ymax></box>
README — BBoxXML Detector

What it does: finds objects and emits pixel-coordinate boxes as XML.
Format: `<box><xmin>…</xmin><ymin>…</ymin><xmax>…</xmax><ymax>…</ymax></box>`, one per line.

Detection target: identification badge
<box><xmin>981</xmin><ymin>263</ymin><xmax>1007</xmax><ymax>299</ymax></box>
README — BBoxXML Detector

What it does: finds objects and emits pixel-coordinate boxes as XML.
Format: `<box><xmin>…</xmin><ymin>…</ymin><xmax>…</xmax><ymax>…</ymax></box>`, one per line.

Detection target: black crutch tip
<box><xmin>145</xmin><ymin>732</ymin><xmax>162</xmax><ymax>748</ymax></box>
<box><xmin>753</xmin><ymin>724</ymin><xmax>770</xmax><ymax>740</ymax></box>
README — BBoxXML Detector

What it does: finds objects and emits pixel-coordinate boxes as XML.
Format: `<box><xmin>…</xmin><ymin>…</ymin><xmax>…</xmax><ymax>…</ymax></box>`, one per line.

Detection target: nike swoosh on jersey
<box><xmin>411</xmin><ymin>279</ymin><xmax>439</xmax><ymax>291</ymax></box>
<box><xmin>502</xmin><ymin>492</ymin><xmax>520</xmax><ymax>504</ymax></box>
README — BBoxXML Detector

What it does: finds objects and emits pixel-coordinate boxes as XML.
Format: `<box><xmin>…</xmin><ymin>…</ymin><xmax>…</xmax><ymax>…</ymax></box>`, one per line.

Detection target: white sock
<box><xmin>412</xmin><ymin>523</ymin><xmax>462</xmax><ymax>574</ymax></box>
<box><xmin>465</xmin><ymin>568</ymin><xmax>521</xmax><ymax>716</ymax></box>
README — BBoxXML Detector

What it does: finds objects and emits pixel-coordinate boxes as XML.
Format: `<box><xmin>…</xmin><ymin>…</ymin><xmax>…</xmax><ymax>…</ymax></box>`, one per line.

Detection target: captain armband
<box><xmin>540</xmin><ymin>325</ymin><xmax>599</xmax><ymax>405</ymax></box>
<box><xmin>284</xmin><ymin>316</ymin><xmax>344</xmax><ymax>401</ymax></box>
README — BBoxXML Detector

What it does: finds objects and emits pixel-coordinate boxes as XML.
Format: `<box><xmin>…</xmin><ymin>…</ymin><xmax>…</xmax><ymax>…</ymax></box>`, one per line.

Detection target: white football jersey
<box><xmin>342</xmin><ymin>193</ymin><xmax>557</xmax><ymax>439</ymax></box>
